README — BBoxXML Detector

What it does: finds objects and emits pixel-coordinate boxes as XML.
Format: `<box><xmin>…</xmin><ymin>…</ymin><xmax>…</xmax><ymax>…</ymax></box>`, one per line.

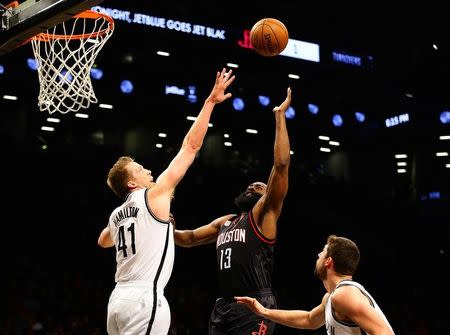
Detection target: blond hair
<box><xmin>107</xmin><ymin>156</ymin><xmax>134</xmax><ymax>199</ymax></box>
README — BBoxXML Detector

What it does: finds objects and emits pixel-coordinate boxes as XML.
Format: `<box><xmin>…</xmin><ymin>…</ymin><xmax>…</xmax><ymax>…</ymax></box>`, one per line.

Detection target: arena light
<box><xmin>224</xmin><ymin>142</ymin><xmax>232</xmax><ymax>146</ymax></box>
<box><xmin>246</xmin><ymin>129</ymin><xmax>258</xmax><ymax>134</ymax></box>
<box><xmin>332</xmin><ymin>114</ymin><xmax>343</xmax><ymax>127</ymax></box>
<box><xmin>319</xmin><ymin>135</ymin><xmax>330</xmax><ymax>141</ymax></box>
<box><xmin>58</xmin><ymin>69</ymin><xmax>73</xmax><ymax>83</ymax></box>
<box><xmin>27</xmin><ymin>58</ymin><xmax>38</xmax><ymax>70</ymax></box>
<box><xmin>320</xmin><ymin>147</ymin><xmax>331</xmax><ymax>152</ymax></box>
<box><xmin>0</xmin><ymin>64</ymin><xmax>4</xmax><ymax>74</ymax></box>
<box><xmin>3</xmin><ymin>95</ymin><xmax>17</xmax><ymax>100</ymax></box>
<box><xmin>285</xmin><ymin>106</ymin><xmax>296</xmax><ymax>119</ymax></box>
<box><xmin>355</xmin><ymin>112</ymin><xmax>365</xmax><ymax>123</ymax></box>
<box><xmin>395</xmin><ymin>154</ymin><xmax>407</xmax><ymax>159</ymax></box>
<box><xmin>232</xmin><ymin>97</ymin><xmax>245</xmax><ymax>111</ymax></box>
<box><xmin>224</xmin><ymin>133</ymin><xmax>230</xmax><ymax>138</ymax></box>
<box><xmin>436</xmin><ymin>152</ymin><xmax>448</xmax><ymax>157</ymax></box>
<box><xmin>47</xmin><ymin>117</ymin><xmax>60</xmax><ymax>123</ymax></box>
<box><xmin>397</xmin><ymin>162</ymin><xmax>407</xmax><ymax>166</ymax></box>
<box><xmin>397</xmin><ymin>169</ymin><xmax>407</xmax><ymax>174</ymax></box>
<box><xmin>440</xmin><ymin>111</ymin><xmax>450</xmax><ymax>124</ymax></box>
<box><xmin>428</xmin><ymin>191</ymin><xmax>440</xmax><ymax>199</ymax></box>
<box><xmin>258</xmin><ymin>95</ymin><xmax>270</xmax><ymax>107</ymax></box>
<box><xmin>308</xmin><ymin>103</ymin><xmax>319</xmax><ymax>115</ymax></box>
<box><xmin>156</xmin><ymin>143</ymin><xmax>163</xmax><ymax>148</ymax></box>
<box><xmin>158</xmin><ymin>133</ymin><xmax>167</xmax><ymax>138</ymax></box>
<box><xmin>157</xmin><ymin>51</ymin><xmax>170</xmax><ymax>57</ymax></box>
<box><xmin>439</xmin><ymin>135</ymin><xmax>450</xmax><ymax>140</ymax></box>
<box><xmin>90</xmin><ymin>67</ymin><xmax>104</xmax><ymax>79</ymax></box>
<box><xmin>120</xmin><ymin>80</ymin><xmax>134</xmax><ymax>94</ymax></box>
<box><xmin>41</xmin><ymin>126</ymin><xmax>54</xmax><ymax>132</ymax></box>
<box><xmin>75</xmin><ymin>113</ymin><xmax>89</xmax><ymax>119</ymax></box>
<box><xmin>329</xmin><ymin>141</ymin><xmax>340</xmax><ymax>146</ymax></box>
<box><xmin>288</xmin><ymin>73</ymin><xmax>300</xmax><ymax>79</ymax></box>
<box><xmin>226</xmin><ymin>63</ymin><xmax>238</xmax><ymax>68</ymax></box>
<box><xmin>99</xmin><ymin>104</ymin><xmax>113</xmax><ymax>109</ymax></box>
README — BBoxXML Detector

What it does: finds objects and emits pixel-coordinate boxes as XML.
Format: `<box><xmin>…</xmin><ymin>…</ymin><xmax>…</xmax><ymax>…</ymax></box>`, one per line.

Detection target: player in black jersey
<box><xmin>175</xmin><ymin>87</ymin><xmax>292</xmax><ymax>335</ymax></box>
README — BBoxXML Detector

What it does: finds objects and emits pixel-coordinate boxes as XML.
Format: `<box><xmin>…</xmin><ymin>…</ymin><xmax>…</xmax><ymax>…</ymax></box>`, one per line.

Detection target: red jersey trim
<box><xmin>248</xmin><ymin>210</ymin><xmax>276</xmax><ymax>245</ymax></box>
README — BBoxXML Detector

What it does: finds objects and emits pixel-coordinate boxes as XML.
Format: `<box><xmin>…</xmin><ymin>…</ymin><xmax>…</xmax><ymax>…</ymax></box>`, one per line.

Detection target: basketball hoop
<box><xmin>30</xmin><ymin>10</ymin><xmax>114</xmax><ymax>114</ymax></box>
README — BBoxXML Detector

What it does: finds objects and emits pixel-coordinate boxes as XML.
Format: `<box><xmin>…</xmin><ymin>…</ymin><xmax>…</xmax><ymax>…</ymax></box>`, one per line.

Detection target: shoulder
<box><xmin>212</xmin><ymin>214</ymin><xmax>236</xmax><ymax>228</ymax></box>
<box><xmin>332</xmin><ymin>284</ymin><xmax>369</xmax><ymax>314</ymax></box>
<box><xmin>333</xmin><ymin>284</ymin><xmax>361</xmax><ymax>301</ymax></box>
<box><xmin>321</xmin><ymin>293</ymin><xmax>330</xmax><ymax>306</ymax></box>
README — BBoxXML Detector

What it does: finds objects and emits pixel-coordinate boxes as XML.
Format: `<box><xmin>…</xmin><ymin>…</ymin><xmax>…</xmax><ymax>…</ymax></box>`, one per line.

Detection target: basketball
<box><xmin>250</xmin><ymin>18</ymin><xmax>289</xmax><ymax>57</ymax></box>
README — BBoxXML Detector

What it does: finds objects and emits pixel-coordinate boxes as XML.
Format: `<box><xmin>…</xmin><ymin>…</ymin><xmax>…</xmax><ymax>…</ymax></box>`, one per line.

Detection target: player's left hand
<box><xmin>273</xmin><ymin>87</ymin><xmax>292</xmax><ymax>113</ymax></box>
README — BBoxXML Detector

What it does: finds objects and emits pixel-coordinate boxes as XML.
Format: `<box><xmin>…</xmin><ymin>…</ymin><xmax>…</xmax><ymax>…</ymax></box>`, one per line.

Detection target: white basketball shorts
<box><xmin>107</xmin><ymin>281</ymin><xmax>170</xmax><ymax>335</ymax></box>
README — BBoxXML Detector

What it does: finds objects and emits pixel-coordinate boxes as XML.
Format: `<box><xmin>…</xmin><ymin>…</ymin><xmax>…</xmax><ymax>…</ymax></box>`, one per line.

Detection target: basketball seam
<box><xmin>266</xmin><ymin>24</ymin><xmax>280</xmax><ymax>56</ymax></box>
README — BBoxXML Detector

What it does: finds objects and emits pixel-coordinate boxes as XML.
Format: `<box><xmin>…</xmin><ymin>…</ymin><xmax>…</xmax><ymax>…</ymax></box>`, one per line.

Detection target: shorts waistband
<box><xmin>116</xmin><ymin>280</ymin><xmax>162</xmax><ymax>289</ymax></box>
<box><xmin>219</xmin><ymin>288</ymin><xmax>274</xmax><ymax>301</ymax></box>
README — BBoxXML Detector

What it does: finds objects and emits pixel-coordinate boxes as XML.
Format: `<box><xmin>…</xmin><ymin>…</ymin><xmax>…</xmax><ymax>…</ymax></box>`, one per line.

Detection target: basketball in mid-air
<box><xmin>250</xmin><ymin>18</ymin><xmax>289</xmax><ymax>57</ymax></box>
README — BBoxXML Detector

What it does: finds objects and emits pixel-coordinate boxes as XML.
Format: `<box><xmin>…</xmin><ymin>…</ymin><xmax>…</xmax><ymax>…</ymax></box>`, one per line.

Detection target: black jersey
<box><xmin>215</xmin><ymin>211</ymin><xmax>275</xmax><ymax>297</ymax></box>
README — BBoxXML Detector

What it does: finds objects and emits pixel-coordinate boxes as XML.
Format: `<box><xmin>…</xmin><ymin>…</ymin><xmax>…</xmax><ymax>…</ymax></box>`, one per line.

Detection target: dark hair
<box><xmin>326</xmin><ymin>235</ymin><xmax>360</xmax><ymax>276</ymax></box>
<box><xmin>107</xmin><ymin>156</ymin><xmax>134</xmax><ymax>199</ymax></box>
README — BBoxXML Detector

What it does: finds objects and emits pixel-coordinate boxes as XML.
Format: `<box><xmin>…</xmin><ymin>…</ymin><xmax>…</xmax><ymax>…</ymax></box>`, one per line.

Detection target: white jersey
<box><xmin>325</xmin><ymin>280</ymin><xmax>394</xmax><ymax>335</ymax></box>
<box><xmin>108</xmin><ymin>188</ymin><xmax>174</xmax><ymax>287</ymax></box>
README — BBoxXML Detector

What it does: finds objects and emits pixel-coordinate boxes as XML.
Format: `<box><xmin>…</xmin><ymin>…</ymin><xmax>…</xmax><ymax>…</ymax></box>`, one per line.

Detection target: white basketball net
<box><xmin>30</xmin><ymin>11</ymin><xmax>114</xmax><ymax>114</ymax></box>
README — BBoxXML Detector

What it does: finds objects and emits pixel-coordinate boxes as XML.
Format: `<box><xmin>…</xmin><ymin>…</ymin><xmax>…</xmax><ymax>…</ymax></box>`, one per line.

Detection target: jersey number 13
<box><xmin>219</xmin><ymin>248</ymin><xmax>232</xmax><ymax>270</ymax></box>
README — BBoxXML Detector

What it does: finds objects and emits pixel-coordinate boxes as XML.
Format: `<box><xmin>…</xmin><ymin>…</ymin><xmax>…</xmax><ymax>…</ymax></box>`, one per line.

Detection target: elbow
<box><xmin>175</xmin><ymin>230</ymin><xmax>195</xmax><ymax>248</ymax></box>
<box><xmin>274</xmin><ymin>159</ymin><xmax>290</xmax><ymax>170</ymax></box>
<box><xmin>98</xmin><ymin>240</ymin><xmax>107</xmax><ymax>248</ymax></box>
<box><xmin>98</xmin><ymin>236</ymin><xmax>113</xmax><ymax>248</ymax></box>
<box><xmin>183</xmin><ymin>137</ymin><xmax>202</xmax><ymax>153</ymax></box>
<box><xmin>176</xmin><ymin>241</ymin><xmax>194</xmax><ymax>248</ymax></box>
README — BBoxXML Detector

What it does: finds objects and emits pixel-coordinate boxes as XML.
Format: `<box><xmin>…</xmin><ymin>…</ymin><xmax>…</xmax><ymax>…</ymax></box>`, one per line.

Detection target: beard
<box><xmin>234</xmin><ymin>191</ymin><xmax>262</xmax><ymax>212</ymax></box>
<box><xmin>314</xmin><ymin>261</ymin><xmax>327</xmax><ymax>281</ymax></box>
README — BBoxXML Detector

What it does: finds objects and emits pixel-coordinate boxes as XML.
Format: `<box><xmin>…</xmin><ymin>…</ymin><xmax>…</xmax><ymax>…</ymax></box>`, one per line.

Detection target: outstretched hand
<box><xmin>234</xmin><ymin>296</ymin><xmax>266</xmax><ymax>317</ymax></box>
<box><xmin>207</xmin><ymin>68</ymin><xmax>236</xmax><ymax>104</ymax></box>
<box><xmin>273</xmin><ymin>87</ymin><xmax>292</xmax><ymax>113</ymax></box>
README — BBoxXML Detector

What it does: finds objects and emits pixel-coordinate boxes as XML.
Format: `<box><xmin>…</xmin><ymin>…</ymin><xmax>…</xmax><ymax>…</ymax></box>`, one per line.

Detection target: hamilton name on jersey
<box><xmin>113</xmin><ymin>206</ymin><xmax>140</xmax><ymax>226</ymax></box>
<box><xmin>216</xmin><ymin>228</ymin><xmax>246</xmax><ymax>248</ymax></box>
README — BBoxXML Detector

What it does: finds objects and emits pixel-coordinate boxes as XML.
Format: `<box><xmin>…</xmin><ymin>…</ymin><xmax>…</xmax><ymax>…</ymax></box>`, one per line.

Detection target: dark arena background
<box><xmin>1</xmin><ymin>0</ymin><xmax>448</xmax><ymax>334</ymax></box>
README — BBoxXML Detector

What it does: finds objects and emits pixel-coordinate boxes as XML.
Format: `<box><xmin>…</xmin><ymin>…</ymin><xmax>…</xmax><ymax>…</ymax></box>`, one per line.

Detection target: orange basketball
<box><xmin>250</xmin><ymin>18</ymin><xmax>289</xmax><ymax>57</ymax></box>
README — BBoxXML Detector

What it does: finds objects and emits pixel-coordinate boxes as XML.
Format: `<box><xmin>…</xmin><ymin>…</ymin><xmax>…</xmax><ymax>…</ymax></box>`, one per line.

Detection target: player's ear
<box><xmin>127</xmin><ymin>180</ymin><xmax>137</xmax><ymax>189</ymax></box>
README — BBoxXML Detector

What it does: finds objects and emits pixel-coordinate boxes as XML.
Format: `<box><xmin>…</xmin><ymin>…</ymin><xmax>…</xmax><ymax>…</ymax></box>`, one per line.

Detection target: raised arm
<box><xmin>157</xmin><ymin>68</ymin><xmax>235</xmax><ymax>191</ymax></box>
<box><xmin>148</xmin><ymin>69</ymin><xmax>235</xmax><ymax>219</ymax></box>
<box><xmin>253</xmin><ymin>87</ymin><xmax>291</xmax><ymax>239</ymax></box>
<box><xmin>174</xmin><ymin>214</ymin><xmax>235</xmax><ymax>247</ymax></box>
<box><xmin>235</xmin><ymin>293</ymin><xmax>327</xmax><ymax>330</ymax></box>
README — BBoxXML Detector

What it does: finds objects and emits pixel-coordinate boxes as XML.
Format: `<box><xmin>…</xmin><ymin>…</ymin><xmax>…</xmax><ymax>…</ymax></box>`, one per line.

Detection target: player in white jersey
<box><xmin>97</xmin><ymin>68</ymin><xmax>235</xmax><ymax>335</ymax></box>
<box><xmin>235</xmin><ymin>235</ymin><xmax>395</xmax><ymax>335</ymax></box>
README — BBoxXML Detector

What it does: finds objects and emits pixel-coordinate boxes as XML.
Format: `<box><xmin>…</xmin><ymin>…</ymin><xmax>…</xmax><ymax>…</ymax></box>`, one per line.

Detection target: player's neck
<box><xmin>325</xmin><ymin>274</ymin><xmax>352</xmax><ymax>293</ymax></box>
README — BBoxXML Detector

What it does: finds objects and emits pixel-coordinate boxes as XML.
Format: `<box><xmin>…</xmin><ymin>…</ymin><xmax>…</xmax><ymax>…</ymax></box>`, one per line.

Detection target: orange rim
<box><xmin>6</xmin><ymin>1</ymin><xmax>19</xmax><ymax>8</ymax></box>
<box><xmin>32</xmin><ymin>10</ymin><xmax>114</xmax><ymax>41</ymax></box>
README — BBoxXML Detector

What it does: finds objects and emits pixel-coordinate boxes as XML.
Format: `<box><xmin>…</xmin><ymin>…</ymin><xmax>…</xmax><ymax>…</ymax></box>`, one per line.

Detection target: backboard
<box><xmin>0</xmin><ymin>0</ymin><xmax>105</xmax><ymax>56</ymax></box>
